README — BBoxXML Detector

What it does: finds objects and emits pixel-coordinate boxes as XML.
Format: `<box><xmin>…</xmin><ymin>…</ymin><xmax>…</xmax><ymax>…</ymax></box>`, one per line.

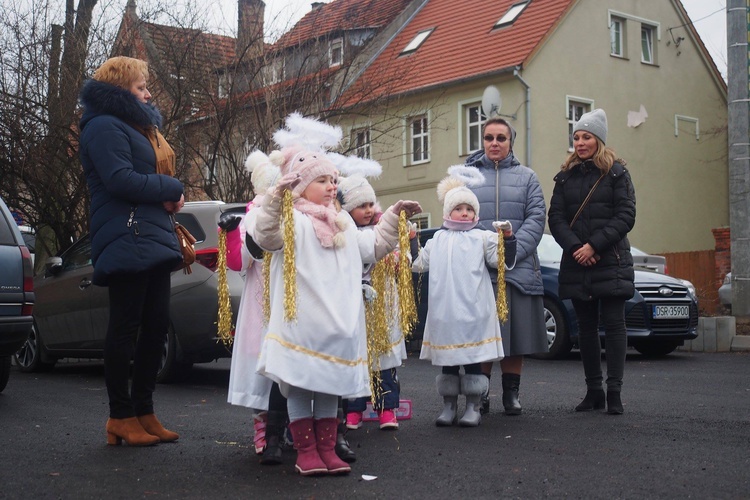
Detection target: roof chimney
<box><xmin>237</xmin><ymin>0</ymin><xmax>265</xmax><ymax>60</ymax></box>
<box><xmin>311</xmin><ymin>2</ymin><xmax>325</xmax><ymax>10</ymax></box>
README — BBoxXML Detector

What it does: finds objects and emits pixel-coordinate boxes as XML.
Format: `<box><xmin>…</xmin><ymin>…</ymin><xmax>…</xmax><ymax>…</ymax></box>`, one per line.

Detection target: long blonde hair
<box><xmin>561</xmin><ymin>136</ymin><xmax>623</xmax><ymax>173</ymax></box>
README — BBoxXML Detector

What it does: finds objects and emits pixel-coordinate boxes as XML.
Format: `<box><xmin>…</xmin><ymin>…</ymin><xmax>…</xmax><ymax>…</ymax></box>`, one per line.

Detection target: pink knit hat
<box><xmin>272</xmin><ymin>145</ymin><xmax>338</xmax><ymax>197</ymax></box>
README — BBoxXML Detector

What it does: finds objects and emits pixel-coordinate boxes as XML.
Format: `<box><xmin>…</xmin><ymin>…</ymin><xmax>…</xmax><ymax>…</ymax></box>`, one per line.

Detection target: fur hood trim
<box><xmin>79</xmin><ymin>79</ymin><xmax>163</xmax><ymax>130</ymax></box>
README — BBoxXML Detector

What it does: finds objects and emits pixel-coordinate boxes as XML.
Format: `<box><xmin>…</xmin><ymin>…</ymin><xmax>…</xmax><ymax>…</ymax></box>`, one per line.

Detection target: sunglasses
<box><xmin>483</xmin><ymin>134</ymin><xmax>508</xmax><ymax>143</ymax></box>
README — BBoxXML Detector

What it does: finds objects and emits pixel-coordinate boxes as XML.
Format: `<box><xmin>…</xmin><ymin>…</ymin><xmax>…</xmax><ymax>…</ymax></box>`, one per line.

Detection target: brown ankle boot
<box><xmin>106</xmin><ymin>417</ymin><xmax>160</xmax><ymax>446</ymax></box>
<box><xmin>137</xmin><ymin>414</ymin><xmax>179</xmax><ymax>442</ymax></box>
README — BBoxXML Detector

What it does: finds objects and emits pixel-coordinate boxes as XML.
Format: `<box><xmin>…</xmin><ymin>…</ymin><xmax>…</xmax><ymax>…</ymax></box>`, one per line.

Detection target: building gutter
<box><xmin>513</xmin><ymin>66</ymin><xmax>531</xmax><ymax>168</ymax></box>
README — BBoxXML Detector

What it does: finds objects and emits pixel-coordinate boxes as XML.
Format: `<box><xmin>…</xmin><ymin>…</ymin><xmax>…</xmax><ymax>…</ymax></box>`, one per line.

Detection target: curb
<box><xmin>677</xmin><ymin>316</ymin><xmax>750</xmax><ymax>352</ymax></box>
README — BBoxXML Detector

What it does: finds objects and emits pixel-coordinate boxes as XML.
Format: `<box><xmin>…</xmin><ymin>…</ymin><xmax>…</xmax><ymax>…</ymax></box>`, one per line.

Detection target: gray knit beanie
<box><xmin>573</xmin><ymin>108</ymin><xmax>608</xmax><ymax>144</ymax></box>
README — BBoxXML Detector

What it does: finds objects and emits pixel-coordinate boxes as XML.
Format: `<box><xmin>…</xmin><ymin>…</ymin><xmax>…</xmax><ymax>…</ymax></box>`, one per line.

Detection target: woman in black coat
<box><xmin>548</xmin><ymin>109</ymin><xmax>636</xmax><ymax>415</ymax></box>
<box><xmin>79</xmin><ymin>56</ymin><xmax>184</xmax><ymax>445</ymax></box>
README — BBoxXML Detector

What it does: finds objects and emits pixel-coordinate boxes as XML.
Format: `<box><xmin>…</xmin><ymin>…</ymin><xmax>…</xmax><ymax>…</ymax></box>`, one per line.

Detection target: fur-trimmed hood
<box><xmin>79</xmin><ymin>79</ymin><xmax>163</xmax><ymax>131</ymax></box>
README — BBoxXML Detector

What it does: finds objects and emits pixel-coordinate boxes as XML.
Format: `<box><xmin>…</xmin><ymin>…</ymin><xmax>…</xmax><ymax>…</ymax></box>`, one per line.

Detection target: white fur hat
<box><xmin>437</xmin><ymin>165</ymin><xmax>485</xmax><ymax>220</ymax></box>
<box><xmin>338</xmin><ymin>174</ymin><xmax>377</xmax><ymax>212</ymax></box>
<box><xmin>245</xmin><ymin>150</ymin><xmax>281</xmax><ymax>194</ymax></box>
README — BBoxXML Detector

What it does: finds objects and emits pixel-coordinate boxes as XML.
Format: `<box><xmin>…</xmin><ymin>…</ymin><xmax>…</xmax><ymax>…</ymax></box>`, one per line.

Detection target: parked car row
<box><xmin>411</xmin><ymin>229</ymin><xmax>699</xmax><ymax>359</ymax></box>
<box><xmin>0</xmin><ymin>196</ymin><xmax>35</xmax><ymax>392</ymax></box>
<box><xmin>13</xmin><ymin>201</ymin><xmax>246</xmax><ymax>383</ymax></box>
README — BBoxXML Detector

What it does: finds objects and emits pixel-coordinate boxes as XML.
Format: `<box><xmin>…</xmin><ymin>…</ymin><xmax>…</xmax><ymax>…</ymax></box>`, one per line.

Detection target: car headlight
<box><xmin>680</xmin><ymin>279</ymin><xmax>696</xmax><ymax>298</ymax></box>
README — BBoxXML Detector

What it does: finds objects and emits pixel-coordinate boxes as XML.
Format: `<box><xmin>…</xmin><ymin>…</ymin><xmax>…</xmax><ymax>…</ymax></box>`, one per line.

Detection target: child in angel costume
<box><xmin>336</xmin><ymin>168</ymin><xmax>410</xmax><ymax>432</ymax></box>
<box><xmin>412</xmin><ymin>166</ymin><xmax>516</xmax><ymax>427</ymax></box>
<box><xmin>245</xmin><ymin>114</ymin><xmax>421</xmax><ymax>476</ymax></box>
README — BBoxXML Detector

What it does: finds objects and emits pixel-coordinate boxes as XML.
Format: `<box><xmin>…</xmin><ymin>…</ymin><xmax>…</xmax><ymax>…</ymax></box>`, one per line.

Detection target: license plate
<box><xmin>652</xmin><ymin>305</ymin><xmax>689</xmax><ymax>319</ymax></box>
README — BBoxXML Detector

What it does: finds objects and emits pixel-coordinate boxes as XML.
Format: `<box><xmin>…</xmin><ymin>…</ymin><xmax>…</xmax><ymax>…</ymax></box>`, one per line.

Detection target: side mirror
<box><xmin>45</xmin><ymin>256</ymin><xmax>63</xmax><ymax>277</ymax></box>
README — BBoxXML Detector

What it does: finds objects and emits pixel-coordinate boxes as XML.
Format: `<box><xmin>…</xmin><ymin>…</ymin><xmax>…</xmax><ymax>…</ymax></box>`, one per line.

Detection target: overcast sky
<box><xmin>205</xmin><ymin>0</ymin><xmax>727</xmax><ymax>79</ymax></box>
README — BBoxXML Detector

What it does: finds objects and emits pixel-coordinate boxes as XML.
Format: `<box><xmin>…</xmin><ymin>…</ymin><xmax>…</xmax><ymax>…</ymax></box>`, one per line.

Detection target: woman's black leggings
<box><xmin>572</xmin><ymin>297</ymin><xmax>627</xmax><ymax>392</ymax></box>
<box><xmin>105</xmin><ymin>265</ymin><xmax>172</xmax><ymax>419</ymax></box>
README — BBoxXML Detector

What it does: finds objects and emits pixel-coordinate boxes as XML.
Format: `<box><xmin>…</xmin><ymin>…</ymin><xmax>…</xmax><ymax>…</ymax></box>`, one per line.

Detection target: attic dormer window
<box><xmin>494</xmin><ymin>1</ymin><xmax>530</xmax><ymax>29</ymax></box>
<box><xmin>330</xmin><ymin>38</ymin><xmax>343</xmax><ymax>67</ymax></box>
<box><xmin>401</xmin><ymin>28</ymin><xmax>434</xmax><ymax>55</ymax></box>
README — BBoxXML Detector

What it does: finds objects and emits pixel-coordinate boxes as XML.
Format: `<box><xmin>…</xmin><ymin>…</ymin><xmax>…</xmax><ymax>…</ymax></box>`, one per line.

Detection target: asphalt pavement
<box><xmin>1</xmin><ymin>350</ymin><xmax>748</xmax><ymax>499</ymax></box>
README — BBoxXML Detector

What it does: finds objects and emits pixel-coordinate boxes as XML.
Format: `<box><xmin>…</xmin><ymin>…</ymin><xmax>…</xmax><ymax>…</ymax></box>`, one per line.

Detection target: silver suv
<box><xmin>14</xmin><ymin>201</ymin><xmax>244</xmax><ymax>382</ymax></box>
<box><xmin>0</xmin><ymin>196</ymin><xmax>35</xmax><ymax>392</ymax></box>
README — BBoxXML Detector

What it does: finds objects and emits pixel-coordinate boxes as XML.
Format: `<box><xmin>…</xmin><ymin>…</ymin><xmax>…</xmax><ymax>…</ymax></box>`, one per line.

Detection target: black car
<box><xmin>0</xmin><ymin>196</ymin><xmax>35</xmax><ymax>392</ymax></box>
<box><xmin>412</xmin><ymin>229</ymin><xmax>699</xmax><ymax>359</ymax></box>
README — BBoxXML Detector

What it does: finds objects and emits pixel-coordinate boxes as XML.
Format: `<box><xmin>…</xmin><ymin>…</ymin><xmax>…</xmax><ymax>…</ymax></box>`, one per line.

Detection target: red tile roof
<box><xmin>142</xmin><ymin>21</ymin><xmax>237</xmax><ymax>71</ymax></box>
<box><xmin>274</xmin><ymin>0</ymin><xmax>414</xmax><ymax>50</ymax></box>
<box><xmin>336</xmin><ymin>0</ymin><xmax>575</xmax><ymax>106</ymax></box>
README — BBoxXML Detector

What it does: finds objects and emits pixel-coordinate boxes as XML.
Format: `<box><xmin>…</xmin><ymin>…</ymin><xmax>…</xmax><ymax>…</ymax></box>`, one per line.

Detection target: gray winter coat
<box><xmin>465</xmin><ymin>150</ymin><xmax>546</xmax><ymax>295</ymax></box>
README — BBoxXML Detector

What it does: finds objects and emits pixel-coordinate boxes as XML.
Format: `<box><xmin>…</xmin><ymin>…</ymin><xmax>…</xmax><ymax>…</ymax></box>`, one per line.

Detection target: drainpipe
<box><xmin>513</xmin><ymin>66</ymin><xmax>531</xmax><ymax>168</ymax></box>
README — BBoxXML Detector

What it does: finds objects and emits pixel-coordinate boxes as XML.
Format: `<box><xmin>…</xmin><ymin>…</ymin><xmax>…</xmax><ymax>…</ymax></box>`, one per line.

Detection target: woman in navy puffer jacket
<box><xmin>548</xmin><ymin>109</ymin><xmax>635</xmax><ymax>415</ymax></box>
<box><xmin>79</xmin><ymin>56</ymin><xmax>184</xmax><ymax>446</ymax></box>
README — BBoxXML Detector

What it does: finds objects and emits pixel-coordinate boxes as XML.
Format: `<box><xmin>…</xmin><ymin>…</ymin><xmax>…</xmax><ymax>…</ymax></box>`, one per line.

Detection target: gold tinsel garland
<box><xmin>281</xmin><ymin>190</ymin><xmax>297</xmax><ymax>322</ymax></box>
<box><xmin>216</xmin><ymin>229</ymin><xmax>234</xmax><ymax>347</ymax></box>
<box><xmin>262</xmin><ymin>252</ymin><xmax>272</xmax><ymax>324</ymax></box>
<box><xmin>496</xmin><ymin>233</ymin><xmax>509</xmax><ymax>323</ymax></box>
<box><xmin>397</xmin><ymin>211</ymin><xmax>417</xmax><ymax>337</ymax></box>
<box><xmin>365</xmin><ymin>260</ymin><xmax>387</xmax><ymax>407</ymax></box>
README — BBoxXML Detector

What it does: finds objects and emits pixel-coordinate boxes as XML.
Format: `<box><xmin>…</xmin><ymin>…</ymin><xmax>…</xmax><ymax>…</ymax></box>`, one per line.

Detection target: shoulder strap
<box><xmin>569</xmin><ymin>174</ymin><xmax>605</xmax><ymax>228</ymax></box>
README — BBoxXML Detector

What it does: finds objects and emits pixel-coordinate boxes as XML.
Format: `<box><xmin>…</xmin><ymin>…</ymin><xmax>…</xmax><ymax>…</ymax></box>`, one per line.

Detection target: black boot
<box><xmin>501</xmin><ymin>373</ymin><xmax>522</xmax><ymax>416</ymax></box>
<box><xmin>335</xmin><ymin>422</ymin><xmax>357</xmax><ymax>463</ymax></box>
<box><xmin>575</xmin><ymin>389</ymin><xmax>605</xmax><ymax>411</ymax></box>
<box><xmin>606</xmin><ymin>390</ymin><xmax>624</xmax><ymax>415</ymax></box>
<box><xmin>260</xmin><ymin>411</ymin><xmax>285</xmax><ymax>465</ymax></box>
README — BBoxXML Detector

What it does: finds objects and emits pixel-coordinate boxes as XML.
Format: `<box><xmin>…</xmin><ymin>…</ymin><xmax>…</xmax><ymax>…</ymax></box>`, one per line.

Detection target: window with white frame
<box><xmin>408</xmin><ymin>115</ymin><xmax>429</xmax><ymax>164</ymax></box>
<box><xmin>410</xmin><ymin>213</ymin><xmax>431</xmax><ymax>231</ymax></box>
<box><xmin>641</xmin><ymin>25</ymin><xmax>655</xmax><ymax>64</ymax></box>
<box><xmin>567</xmin><ymin>98</ymin><xmax>593</xmax><ymax>150</ymax></box>
<box><xmin>330</xmin><ymin>38</ymin><xmax>343</xmax><ymax>67</ymax></box>
<box><xmin>352</xmin><ymin>127</ymin><xmax>371</xmax><ymax>159</ymax></box>
<box><xmin>494</xmin><ymin>1</ymin><xmax>530</xmax><ymax>29</ymax></box>
<box><xmin>610</xmin><ymin>16</ymin><xmax>625</xmax><ymax>57</ymax></box>
<box><xmin>465</xmin><ymin>103</ymin><xmax>486</xmax><ymax>154</ymax></box>
<box><xmin>401</xmin><ymin>28</ymin><xmax>434</xmax><ymax>55</ymax></box>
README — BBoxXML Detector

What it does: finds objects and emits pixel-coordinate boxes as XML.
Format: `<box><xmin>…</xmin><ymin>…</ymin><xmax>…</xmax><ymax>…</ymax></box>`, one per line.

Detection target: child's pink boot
<box><xmin>288</xmin><ymin>418</ymin><xmax>327</xmax><ymax>476</ymax></box>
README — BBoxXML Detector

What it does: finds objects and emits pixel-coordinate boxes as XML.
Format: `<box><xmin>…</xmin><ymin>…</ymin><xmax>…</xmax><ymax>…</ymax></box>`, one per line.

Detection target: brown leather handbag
<box><xmin>173</xmin><ymin>219</ymin><xmax>197</xmax><ymax>274</ymax></box>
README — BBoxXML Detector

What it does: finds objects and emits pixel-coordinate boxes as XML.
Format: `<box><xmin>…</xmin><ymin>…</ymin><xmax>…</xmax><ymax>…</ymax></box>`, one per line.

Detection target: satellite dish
<box><xmin>481</xmin><ymin>85</ymin><xmax>502</xmax><ymax>118</ymax></box>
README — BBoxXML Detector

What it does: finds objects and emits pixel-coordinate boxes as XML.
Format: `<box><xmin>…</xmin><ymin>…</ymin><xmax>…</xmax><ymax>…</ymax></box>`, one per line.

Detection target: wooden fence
<box><xmin>663</xmin><ymin>249</ymin><xmax>719</xmax><ymax>315</ymax></box>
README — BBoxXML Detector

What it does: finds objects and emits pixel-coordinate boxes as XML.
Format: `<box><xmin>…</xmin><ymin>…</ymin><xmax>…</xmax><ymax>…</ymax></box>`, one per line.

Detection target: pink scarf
<box><xmin>294</xmin><ymin>198</ymin><xmax>343</xmax><ymax>248</ymax></box>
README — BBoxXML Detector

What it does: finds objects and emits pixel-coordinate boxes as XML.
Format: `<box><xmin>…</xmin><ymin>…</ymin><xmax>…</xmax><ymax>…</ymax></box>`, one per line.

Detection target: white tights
<box><xmin>286</xmin><ymin>385</ymin><xmax>339</xmax><ymax>422</ymax></box>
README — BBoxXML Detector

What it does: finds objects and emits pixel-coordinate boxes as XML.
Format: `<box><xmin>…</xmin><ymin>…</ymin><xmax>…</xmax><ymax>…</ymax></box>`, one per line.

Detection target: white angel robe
<box><xmin>412</xmin><ymin>228</ymin><xmax>513</xmax><ymax>367</ymax></box>
<box><xmin>250</xmin><ymin>209</ymin><xmax>382</xmax><ymax>399</ymax></box>
<box><xmin>226</xmin><ymin>210</ymin><xmax>274</xmax><ymax>410</ymax></box>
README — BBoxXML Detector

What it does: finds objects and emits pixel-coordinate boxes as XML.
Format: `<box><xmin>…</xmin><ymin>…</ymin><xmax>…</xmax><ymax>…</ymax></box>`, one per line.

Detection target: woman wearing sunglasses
<box><xmin>464</xmin><ymin>117</ymin><xmax>548</xmax><ymax>416</ymax></box>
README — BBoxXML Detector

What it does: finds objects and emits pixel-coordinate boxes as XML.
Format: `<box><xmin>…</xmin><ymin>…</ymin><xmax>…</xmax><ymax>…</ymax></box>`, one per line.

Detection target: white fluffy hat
<box><xmin>245</xmin><ymin>150</ymin><xmax>281</xmax><ymax>194</ymax></box>
<box><xmin>437</xmin><ymin>165</ymin><xmax>485</xmax><ymax>220</ymax></box>
<box><xmin>329</xmin><ymin>154</ymin><xmax>382</xmax><ymax>213</ymax></box>
<box><xmin>338</xmin><ymin>174</ymin><xmax>377</xmax><ymax>212</ymax></box>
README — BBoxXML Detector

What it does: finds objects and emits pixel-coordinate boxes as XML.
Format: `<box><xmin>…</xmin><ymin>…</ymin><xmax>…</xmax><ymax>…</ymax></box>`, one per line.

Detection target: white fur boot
<box><xmin>459</xmin><ymin>374</ymin><xmax>489</xmax><ymax>427</ymax></box>
<box><xmin>435</xmin><ymin>374</ymin><xmax>460</xmax><ymax>427</ymax></box>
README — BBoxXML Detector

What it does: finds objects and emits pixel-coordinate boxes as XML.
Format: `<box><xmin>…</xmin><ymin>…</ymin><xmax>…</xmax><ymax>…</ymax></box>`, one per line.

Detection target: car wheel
<box><xmin>531</xmin><ymin>297</ymin><xmax>572</xmax><ymax>360</ymax></box>
<box><xmin>0</xmin><ymin>356</ymin><xmax>10</xmax><ymax>392</ymax></box>
<box><xmin>14</xmin><ymin>323</ymin><xmax>56</xmax><ymax>373</ymax></box>
<box><xmin>156</xmin><ymin>326</ymin><xmax>192</xmax><ymax>384</ymax></box>
<box><xmin>632</xmin><ymin>341</ymin><xmax>678</xmax><ymax>357</ymax></box>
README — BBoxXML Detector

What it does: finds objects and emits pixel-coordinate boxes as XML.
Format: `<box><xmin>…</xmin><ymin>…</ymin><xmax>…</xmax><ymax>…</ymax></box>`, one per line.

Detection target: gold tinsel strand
<box><xmin>496</xmin><ymin>233</ymin><xmax>509</xmax><ymax>323</ymax></box>
<box><xmin>281</xmin><ymin>190</ymin><xmax>297</xmax><ymax>322</ymax></box>
<box><xmin>397</xmin><ymin>211</ymin><xmax>417</xmax><ymax>337</ymax></box>
<box><xmin>216</xmin><ymin>229</ymin><xmax>234</xmax><ymax>347</ymax></box>
<box><xmin>262</xmin><ymin>252</ymin><xmax>272</xmax><ymax>324</ymax></box>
